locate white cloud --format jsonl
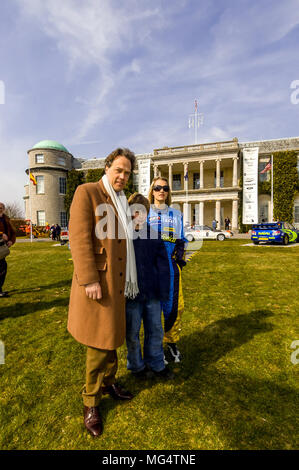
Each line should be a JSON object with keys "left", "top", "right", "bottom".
{"left": 17, "top": 0, "right": 164, "bottom": 140}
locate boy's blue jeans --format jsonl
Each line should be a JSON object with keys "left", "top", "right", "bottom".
{"left": 126, "top": 298, "right": 165, "bottom": 373}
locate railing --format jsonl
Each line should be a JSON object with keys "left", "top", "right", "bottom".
{"left": 154, "top": 140, "right": 238, "bottom": 156}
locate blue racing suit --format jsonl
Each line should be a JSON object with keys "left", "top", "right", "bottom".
{"left": 147, "top": 205, "right": 188, "bottom": 343}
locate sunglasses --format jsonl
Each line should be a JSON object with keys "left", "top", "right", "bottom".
{"left": 153, "top": 185, "right": 170, "bottom": 192}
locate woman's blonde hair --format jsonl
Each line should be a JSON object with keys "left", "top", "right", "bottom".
{"left": 148, "top": 176, "right": 172, "bottom": 206}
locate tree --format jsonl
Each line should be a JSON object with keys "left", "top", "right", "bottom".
{"left": 64, "top": 170, "right": 84, "bottom": 217}
{"left": 4, "top": 201, "right": 24, "bottom": 219}
{"left": 86, "top": 168, "right": 104, "bottom": 183}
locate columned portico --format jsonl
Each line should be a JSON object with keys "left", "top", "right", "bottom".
{"left": 149, "top": 139, "right": 241, "bottom": 230}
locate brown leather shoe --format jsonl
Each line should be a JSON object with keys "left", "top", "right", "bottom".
{"left": 102, "top": 383, "right": 133, "bottom": 400}
{"left": 83, "top": 406, "right": 103, "bottom": 437}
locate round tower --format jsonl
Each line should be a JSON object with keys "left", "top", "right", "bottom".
{"left": 24, "top": 140, "right": 73, "bottom": 226}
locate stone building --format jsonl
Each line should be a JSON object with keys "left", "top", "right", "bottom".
{"left": 24, "top": 137, "right": 299, "bottom": 229}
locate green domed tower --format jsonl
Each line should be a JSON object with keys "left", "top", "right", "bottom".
{"left": 24, "top": 139, "right": 73, "bottom": 226}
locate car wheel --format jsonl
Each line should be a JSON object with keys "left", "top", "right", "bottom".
{"left": 282, "top": 235, "right": 289, "bottom": 246}
{"left": 253, "top": 241, "right": 259, "bottom": 245}
{"left": 217, "top": 234, "right": 225, "bottom": 241}
{"left": 186, "top": 234, "right": 194, "bottom": 242}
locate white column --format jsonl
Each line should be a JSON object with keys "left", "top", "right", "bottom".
{"left": 216, "top": 158, "right": 221, "bottom": 188}
{"left": 183, "top": 202, "right": 191, "bottom": 226}
{"left": 233, "top": 157, "right": 238, "bottom": 187}
{"left": 232, "top": 199, "right": 238, "bottom": 231}
{"left": 200, "top": 160, "right": 204, "bottom": 188}
{"left": 154, "top": 165, "right": 159, "bottom": 178}
{"left": 168, "top": 163, "right": 173, "bottom": 190}
{"left": 199, "top": 201, "right": 204, "bottom": 226}
{"left": 195, "top": 203, "right": 200, "bottom": 225}
{"left": 216, "top": 200, "right": 221, "bottom": 229}
{"left": 184, "top": 162, "right": 189, "bottom": 191}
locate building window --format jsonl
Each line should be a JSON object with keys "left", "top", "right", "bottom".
{"left": 60, "top": 212, "right": 68, "bottom": 227}
{"left": 214, "top": 171, "right": 224, "bottom": 187}
{"left": 35, "top": 154, "right": 44, "bottom": 164}
{"left": 259, "top": 161, "right": 270, "bottom": 182}
{"left": 295, "top": 206, "right": 299, "bottom": 223}
{"left": 37, "top": 210, "right": 46, "bottom": 226}
{"left": 58, "top": 156, "right": 66, "bottom": 166}
{"left": 193, "top": 173, "right": 200, "bottom": 189}
{"left": 59, "top": 177, "right": 66, "bottom": 194}
{"left": 173, "top": 174, "right": 181, "bottom": 190}
{"left": 36, "top": 175, "right": 44, "bottom": 194}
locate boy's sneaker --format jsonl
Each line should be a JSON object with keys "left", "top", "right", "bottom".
{"left": 132, "top": 366, "right": 154, "bottom": 380}
{"left": 153, "top": 366, "right": 174, "bottom": 380}
{"left": 0, "top": 291, "right": 9, "bottom": 298}
{"left": 166, "top": 343, "right": 182, "bottom": 363}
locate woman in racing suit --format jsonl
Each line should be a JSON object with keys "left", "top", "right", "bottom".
{"left": 148, "top": 177, "right": 187, "bottom": 363}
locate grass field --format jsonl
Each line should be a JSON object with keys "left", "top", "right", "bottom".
{"left": 0, "top": 240, "right": 298, "bottom": 450}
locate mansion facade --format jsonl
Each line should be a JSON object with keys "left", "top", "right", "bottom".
{"left": 24, "top": 137, "right": 299, "bottom": 230}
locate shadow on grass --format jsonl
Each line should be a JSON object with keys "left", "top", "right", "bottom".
{"left": 147, "top": 309, "right": 298, "bottom": 448}
{"left": 180, "top": 309, "right": 274, "bottom": 377}
{"left": 7, "top": 278, "right": 72, "bottom": 295}
{"left": 0, "top": 297, "right": 70, "bottom": 320}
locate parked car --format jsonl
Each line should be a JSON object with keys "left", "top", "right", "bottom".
{"left": 251, "top": 221, "right": 299, "bottom": 245}
{"left": 185, "top": 225, "right": 233, "bottom": 242}
{"left": 60, "top": 227, "right": 69, "bottom": 245}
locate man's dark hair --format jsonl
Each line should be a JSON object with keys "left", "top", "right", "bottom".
{"left": 105, "top": 148, "right": 136, "bottom": 171}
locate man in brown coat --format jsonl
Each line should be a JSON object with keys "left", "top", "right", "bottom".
{"left": 67, "top": 148, "right": 137, "bottom": 437}
{"left": 0, "top": 202, "right": 16, "bottom": 298}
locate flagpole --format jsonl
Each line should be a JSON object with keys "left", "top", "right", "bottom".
{"left": 271, "top": 154, "right": 273, "bottom": 222}
{"left": 28, "top": 169, "right": 33, "bottom": 242}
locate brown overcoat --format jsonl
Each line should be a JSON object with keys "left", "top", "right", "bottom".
{"left": 67, "top": 179, "right": 127, "bottom": 350}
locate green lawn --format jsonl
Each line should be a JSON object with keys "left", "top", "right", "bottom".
{"left": 0, "top": 240, "right": 298, "bottom": 450}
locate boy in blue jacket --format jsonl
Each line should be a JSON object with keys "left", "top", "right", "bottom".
{"left": 126, "top": 193, "right": 173, "bottom": 379}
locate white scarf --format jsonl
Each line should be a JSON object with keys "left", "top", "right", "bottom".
{"left": 102, "top": 174, "right": 139, "bottom": 299}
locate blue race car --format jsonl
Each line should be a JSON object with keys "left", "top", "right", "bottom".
{"left": 251, "top": 222, "right": 299, "bottom": 245}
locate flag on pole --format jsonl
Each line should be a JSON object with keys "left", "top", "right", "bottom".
{"left": 30, "top": 173, "right": 37, "bottom": 185}
{"left": 195, "top": 99, "right": 198, "bottom": 112}
{"left": 260, "top": 160, "right": 271, "bottom": 174}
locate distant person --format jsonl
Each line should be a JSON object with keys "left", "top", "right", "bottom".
{"left": 225, "top": 217, "right": 230, "bottom": 230}
{"left": 55, "top": 224, "right": 61, "bottom": 241}
{"left": 50, "top": 224, "right": 56, "bottom": 240}
{"left": 0, "top": 202, "right": 16, "bottom": 298}
{"left": 212, "top": 219, "right": 217, "bottom": 231}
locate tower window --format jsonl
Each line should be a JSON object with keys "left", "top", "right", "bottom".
{"left": 37, "top": 210, "right": 46, "bottom": 226}
{"left": 59, "top": 177, "right": 66, "bottom": 195}
{"left": 36, "top": 175, "right": 44, "bottom": 194}
{"left": 35, "top": 154, "right": 44, "bottom": 164}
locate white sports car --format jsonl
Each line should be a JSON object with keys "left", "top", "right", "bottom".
{"left": 185, "top": 225, "right": 233, "bottom": 242}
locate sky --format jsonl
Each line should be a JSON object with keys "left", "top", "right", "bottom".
{"left": 0, "top": 0, "right": 299, "bottom": 211}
